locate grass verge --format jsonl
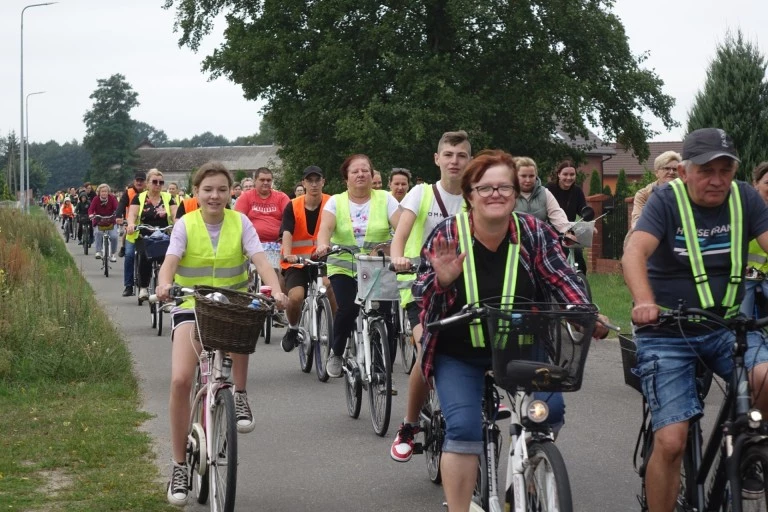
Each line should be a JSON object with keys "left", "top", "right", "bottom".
{"left": 0, "top": 207, "right": 173, "bottom": 511}
{"left": 586, "top": 271, "right": 632, "bottom": 334}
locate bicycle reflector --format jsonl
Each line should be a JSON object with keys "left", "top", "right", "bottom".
{"left": 527, "top": 400, "right": 549, "bottom": 423}
{"left": 748, "top": 409, "right": 763, "bottom": 429}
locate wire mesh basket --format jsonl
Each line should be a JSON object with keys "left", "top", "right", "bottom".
{"left": 619, "top": 334, "right": 642, "bottom": 393}
{"left": 194, "top": 286, "right": 271, "bottom": 354}
{"left": 484, "top": 302, "right": 597, "bottom": 392}
{"left": 355, "top": 254, "right": 399, "bottom": 302}
{"left": 567, "top": 220, "right": 596, "bottom": 248}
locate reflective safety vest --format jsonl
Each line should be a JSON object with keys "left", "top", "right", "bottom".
{"left": 174, "top": 209, "right": 249, "bottom": 309}
{"left": 280, "top": 194, "right": 330, "bottom": 270}
{"left": 669, "top": 178, "right": 743, "bottom": 316}
{"left": 397, "top": 185, "right": 467, "bottom": 306}
{"left": 126, "top": 191, "right": 173, "bottom": 243}
{"left": 456, "top": 211, "right": 521, "bottom": 348}
{"left": 183, "top": 197, "right": 199, "bottom": 216}
{"left": 327, "top": 190, "right": 391, "bottom": 278}
{"left": 747, "top": 238, "right": 768, "bottom": 274}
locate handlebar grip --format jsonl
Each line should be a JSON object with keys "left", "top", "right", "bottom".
{"left": 148, "top": 294, "right": 159, "bottom": 304}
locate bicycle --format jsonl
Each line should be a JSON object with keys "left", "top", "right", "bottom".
{"left": 91, "top": 215, "right": 116, "bottom": 277}
{"left": 624, "top": 303, "right": 768, "bottom": 512}
{"left": 150, "top": 285, "right": 273, "bottom": 512}
{"left": 340, "top": 251, "right": 399, "bottom": 436}
{"left": 133, "top": 224, "right": 173, "bottom": 336}
{"left": 62, "top": 215, "right": 74, "bottom": 243}
{"left": 288, "top": 250, "right": 340, "bottom": 382}
{"left": 247, "top": 242, "right": 283, "bottom": 344}
{"left": 79, "top": 214, "right": 92, "bottom": 255}
{"left": 426, "top": 298, "right": 601, "bottom": 512}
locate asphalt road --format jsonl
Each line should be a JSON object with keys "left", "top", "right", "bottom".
{"left": 63, "top": 232, "right": 669, "bottom": 512}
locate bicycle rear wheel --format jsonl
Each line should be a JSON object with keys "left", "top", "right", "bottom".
{"left": 522, "top": 441, "right": 573, "bottom": 512}
{"left": 737, "top": 442, "right": 768, "bottom": 512}
{"left": 368, "top": 319, "right": 392, "bottom": 436}
{"left": 210, "top": 389, "right": 237, "bottom": 512}
{"left": 298, "top": 302, "right": 313, "bottom": 373}
{"left": 314, "top": 296, "right": 333, "bottom": 382}
{"left": 424, "top": 394, "right": 444, "bottom": 484}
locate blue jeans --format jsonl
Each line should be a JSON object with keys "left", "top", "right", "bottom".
{"left": 123, "top": 241, "right": 135, "bottom": 287}
{"left": 740, "top": 279, "right": 768, "bottom": 318}
{"left": 433, "top": 354, "right": 565, "bottom": 455}
{"left": 635, "top": 329, "right": 768, "bottom": 431}
{"left": 94, "top": 226, "right": 118, "bottom": 255}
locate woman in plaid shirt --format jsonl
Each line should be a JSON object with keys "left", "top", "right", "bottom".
{"left": 412, "top": 150, "right": 608, "bottom": 511}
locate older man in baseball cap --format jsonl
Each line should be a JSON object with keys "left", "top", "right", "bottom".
{"left": 622, "top": 128, "right": 768, "bottom": 510}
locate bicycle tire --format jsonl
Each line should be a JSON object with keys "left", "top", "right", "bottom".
{"left": 398, "top": 314, "right": 417, "bottom": 375}
{"left": 65, "top": 221, "right": 71, "bottom": 243}
{"left": 344, "top": 335, "right": 362, "bottom": 419}
{"left": 424, "top": 394, "right": 443, "bottom": 484}
{"left": 189, "top": 366, "right": 209, "bottom": 504}
{"left": 368, "top": 319, "right": 392, "bottom": 436}
{"left": 83, "top": 228, "right": 89, "bottom": 255}
{"left": 298, "top": 317, "right": 313, "bottom": 374}
{"left": 522, "top": 441, "right": 573, "bottom": 512}
{"left": 150, "top": 302, "right": 157, "bottom": 328}
{"left": 157, "top": 307, "right": 164, "bottom": 337}
{"left": 210, "top": 389, "right": 237, "bottom": 512}
{"left": 103, "top": 241, "right": 109, "bottom": 278}
{"left": 314, "top": 296, "right": 333, "bottom": 382}
{"left": 736, "top": 442, "right": 768, "bottom": 512}
{"left": 262, "top": 316, "right": 272, "bottom": 344}
{"left": 472, "top": 446, "right": 490, "bottom": 511}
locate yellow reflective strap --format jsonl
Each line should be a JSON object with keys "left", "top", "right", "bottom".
{"left": 723, "top": 182, "right": 743, "bottom": 308}
{"left": 670, "top": 179, "right": 715, "bottom": 308}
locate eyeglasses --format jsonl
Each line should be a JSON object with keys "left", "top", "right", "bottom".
{"left": 660, "top": 166, "right": 678, "bottom": 174}
{"left": 151, "top": 179, "right": 165, "bottom": 185}
{"left": 473, "top": 184, "right": 516, "bottom": 198}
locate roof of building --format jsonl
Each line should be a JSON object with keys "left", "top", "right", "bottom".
{"left": 554, "top": 126, "right": 617, "bottom": 156}
{"left": 136, "top": 145, "right": 282, "bottom": 173}
{"left": 604, "top": 141, "right": 683, "bottom": 176}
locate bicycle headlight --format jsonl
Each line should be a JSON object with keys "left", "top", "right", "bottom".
{"left": 527, "top": 400, "right": 549, "bottom": 423}
{"left": 748, "top": 408, "right": 763, "bottom": 429}
{"left": 318, "top": 285, "right": 327, "bottom": 295}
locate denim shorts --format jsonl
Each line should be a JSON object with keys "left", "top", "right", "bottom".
{"left": 433, "top": 354, "right": 565, "bottom": 455}
{"left": 635, "top": 328, "right": 768, "bottom": 431}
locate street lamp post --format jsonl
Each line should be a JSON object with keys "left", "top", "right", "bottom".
{"left": 20, "top": 2, "right": 57, "bottom": 211}
{"left": 26, "top": 91, "right": 46, "bottom": 209}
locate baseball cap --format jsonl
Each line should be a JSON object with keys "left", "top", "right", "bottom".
{"left": 302, "top": 165, "right": 324, "bottom": 179}
{"left": 134, "top": 170, "right": 147, "bottom": 180}
{"left": 682, "top": 128, "right": 740, "bottom": 165}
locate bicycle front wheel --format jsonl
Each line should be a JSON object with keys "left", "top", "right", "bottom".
{"left": 210, "top": 389, "right": 238, "bottom": 512}
{"left": 368, "top": 319, "right": 392, "bottom": 436}
{"left": 103, "top": 241, "right": 109, "bottom": 277}
{"left": 398, "top": 314, "right": 416, "bottom": 374}
{"left": 314, "top": 296, "right": 333, "bottom": 382}
{"left": 522, "top": 441, "right": 573, "bottom": 512}
{"left": 344, "top": 335, "right": 362, "bottom": 419}
{"left": 298, "top": 302, "right": 313, "bottom": 373}
{"left": 83, "top": 228, "right": 89, "bottom": 255}
{"left": 737, "top": 442, "right": 768, "bottom": 512}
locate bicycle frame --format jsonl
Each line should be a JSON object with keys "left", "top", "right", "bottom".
{"left": 349, "top": 296, "right": 384, "bottom": 387}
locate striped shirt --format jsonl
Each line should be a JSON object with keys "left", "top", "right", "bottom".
{"left": 414, "top": 212, "right": 592, "bottom": 382}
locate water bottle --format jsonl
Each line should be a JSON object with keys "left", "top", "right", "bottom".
{"left": 247, "top": 298, "right": 262, "bottom": 310}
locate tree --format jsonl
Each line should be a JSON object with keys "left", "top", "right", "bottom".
{"left": 165, "top": 0, "right": 676, "bottom": 189}
{"left": 589, "top": 170, "right": 602, "bottom": 195}
{"left": 30, "top": 140, "right": 91, "bottom": 193}
{"left": 687, "top": 30, "right": 768, "bottom": 181}
{"left": 133, "top": 121, "right": 169, "bottom": 147}
{"left": 2, "top": 132, "right": 20, "bottom": 196}
{"left": 615, "top": 169, "right": 630, "bottom": 200}
{"left": 83, "top": 74, "right": 140, "bottom": 188}
{"left": 232, "top": 119, "right": 276, "bottom": 145}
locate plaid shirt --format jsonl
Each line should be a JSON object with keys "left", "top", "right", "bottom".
{"left": 414, "top": 212, "right": 592, "bottom": 383}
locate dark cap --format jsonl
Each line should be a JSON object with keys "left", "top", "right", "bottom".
{"left": 302, "top": 165, "right": 323, "bottom": 179}
{"left": 682, "top": 128, "right": 740, "bottom": 165}
{"left": 134, "top": 170, "right": 147, "bottom": 180}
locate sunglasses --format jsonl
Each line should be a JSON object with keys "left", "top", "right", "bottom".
{"left": 150, "top": 179, "right": 165, "bottom": 185}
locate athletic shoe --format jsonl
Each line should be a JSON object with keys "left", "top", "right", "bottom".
{"left": 326, "top": 353, "right": 343, "bottom": 378}
{"left": 110, "top": 254, "right": 117, "bottom": 262}
{"left": 94, "top": 252, "right": 102, "bottom": 259}
{"left": 273, "top": 311, "right": 289, "bottom": 328}
{"left": 166, "top": 461, "right": 189, "bottom": 506}
{"left": 234, "top": 391, "right": 256, "bottom": 433}
{"left": 390, "top": 422, "right": 421, "bottom": 462}
{"left": 281, "top": 328, "right": 300, "bottom": 353}
{"left": 138, "top": 288, "right": 149, "bottom": 300}
{"left": 118, "top": 246, "right": 125, "bottom": 257}
{"left": 122, "top": 286, "right": 134, "bottom": 297}
{"left": 742, "top": 462, "right": 764, "bottom": 499}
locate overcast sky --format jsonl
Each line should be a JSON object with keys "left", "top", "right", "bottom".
{"left": 0, "top": 0, "right": 765, "bottom": 145}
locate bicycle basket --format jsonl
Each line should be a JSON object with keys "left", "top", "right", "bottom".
{"left": 619, "top": 334, "right": 642, "bottom": 393}
{"left": 193, "top": 286, "right": 271, "bottom": 354}
{"left": 568, "top": 220, "right": 596, "bottom": 248}
{"left": 355, "top": 254, "right": 399, "bottom": 301}
{"left": 484, "top": 303, "right": 596, "bottom": 392}
{"left": 144, "top": 235, "right": 170, "bottom": 260}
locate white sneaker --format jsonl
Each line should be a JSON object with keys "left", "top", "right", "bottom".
{"left": 326, "top": 353, "right": 343, "bottom": 378}
{"left": 139, "top": 288, "right": 149, "bottom": 300}
{"left": 110, "top": 254, "right": 117, "bottom": 262}
{"left": 94, "top": 252, "right": 102, "bottom": 259}
{"left": 166, "top": 461, "right": 189, "bottom": 506}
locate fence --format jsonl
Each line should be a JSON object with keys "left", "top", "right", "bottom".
{"left": 601, "top": 197, "right": 629, "bottom": 260}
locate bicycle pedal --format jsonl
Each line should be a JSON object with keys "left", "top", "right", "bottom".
{"left": 412, "top": 443, "right": 424, "bottom": 455}
{"left": 390, "top": 389, "right": 398, "bottom": 396}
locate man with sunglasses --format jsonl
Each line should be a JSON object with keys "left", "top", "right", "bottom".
{"left": 116, "top": 171, "right": 147, "bottom": 296}
{"left": 278, "top": 166, "right": 336, "bottom": 351}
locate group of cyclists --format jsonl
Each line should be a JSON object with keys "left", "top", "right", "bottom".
{"left": 42, "top": 125, "right": 768, "bottom": 512}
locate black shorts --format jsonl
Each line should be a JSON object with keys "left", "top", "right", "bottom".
{"left": 282, "top": 266, "right": 310, "bottom": 294}
{"left": 405, "top": 301, "right": 422, "bottom": 331}
{"left": 171, "top": 311, "right": 196, "bottom": 341}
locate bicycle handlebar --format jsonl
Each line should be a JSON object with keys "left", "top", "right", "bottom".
{"left": 652, "top": 303, "right": 768, "bottom": 331}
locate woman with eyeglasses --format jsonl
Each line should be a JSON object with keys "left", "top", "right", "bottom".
{"left": 126, "top": 168, "right": 177, "bottom": 300}
{"left": 415, "top": 150, "right": 608, "bottom": 511}
{"left": 628, "top": 150, "right": 681, "bottom": 231}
